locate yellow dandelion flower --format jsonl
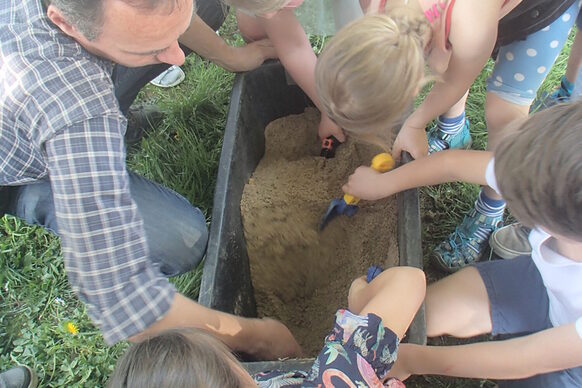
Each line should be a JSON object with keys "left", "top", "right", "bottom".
{"left": 66, "top": 322, "right": 78, "bottom": 336}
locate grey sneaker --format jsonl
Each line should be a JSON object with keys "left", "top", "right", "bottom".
{"left": 489, "top": 222, "right": 532, "bottom": 260}
{"left": 0, "top": 366, "right": 37, "bottom": 388}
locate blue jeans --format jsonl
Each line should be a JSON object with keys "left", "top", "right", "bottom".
{"left": 1, "top": 173, "right": 208, "bottom": 277}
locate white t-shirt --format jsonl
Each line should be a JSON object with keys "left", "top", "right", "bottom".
{"left": 485, "top": 159, "right": 582, "bottom": 329}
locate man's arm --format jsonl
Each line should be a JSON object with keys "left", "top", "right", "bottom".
{"left": 390, "top": 322, "right": 582, "bottom": 381}
{"left": 179, "top": 15, "right": 276, "bottom": 72}
{"left": 46, "top": 118, "right": 301, "bottom": 359}
{"left": 343, "top": 150, "right": 492, "bottom": 201}
{"left": 130, "top": 293, "right": 302, "bottom": 360}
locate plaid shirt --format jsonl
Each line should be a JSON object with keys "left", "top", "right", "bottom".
{"left": 0, "top": 0, "right": 175, "bottom": 345}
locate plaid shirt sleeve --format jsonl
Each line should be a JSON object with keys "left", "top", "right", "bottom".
{"left": 2, "top": 0, "right": 177, "bottom": 345}
{"left": 45, "top": 116, "right": 176, "bottom": 345}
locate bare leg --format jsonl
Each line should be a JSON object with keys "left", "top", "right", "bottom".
{"left": 441, "top": 90, "right": 469, "bottom": 119}
{"left": 482, "top": 93, "right": 529, "bottom": 200}
{"left": 348, "top": 266, "right": 426, "bottom": 339}
{"left": 565, "top": 29, "right": 582, "bottom": 83}
{"left": 425, "top": 267, "right": 492, "bottom": 337}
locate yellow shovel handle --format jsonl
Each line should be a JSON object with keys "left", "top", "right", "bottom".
{"left": 343, "top": 153, "right": 395, "bottom": 205}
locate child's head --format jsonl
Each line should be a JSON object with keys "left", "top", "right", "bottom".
{"left": 221, "top": 0, "right": 288, "bottom": 15}
{"left": 108, "top": 329, "right": 252, "bottom": 388}
{"left": 316, "top": 8, "right": 431, "bottom": 146}
{"left": 494, "top": 101, "right": 582, "bottom": 241}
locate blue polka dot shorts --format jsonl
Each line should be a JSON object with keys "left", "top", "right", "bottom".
{"left": 487, "top": 1, "right": 582, "bottom": 105}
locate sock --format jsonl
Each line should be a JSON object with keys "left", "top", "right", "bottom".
{"left": 557, "top": 75, "right": 574, "bottom": 99}
{"left": 470, "top": 190, "right": 505, "bottom": 245}
{"left": 437, "top": 112, "right": 466, "bottom": 135}
{"left": 474, "top": 189, "right": 506, "bottom": 218}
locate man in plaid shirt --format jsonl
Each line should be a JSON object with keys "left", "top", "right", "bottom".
{"left": 0, "top": 0, "right": 299, "bottom": 372}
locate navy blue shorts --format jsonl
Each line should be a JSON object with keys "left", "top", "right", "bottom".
{"left": 475, "top": 256, "right": 582, "bottom": 387}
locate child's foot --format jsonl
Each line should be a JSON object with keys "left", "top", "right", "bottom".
{"left": 530, "top": 76, "right": 574, "bottom": 113}
{"left": 529, "top": 89, "right": 571, "bottom": 113}
{"left": 427, "top": 118, "right": 472, "bottom": 154}
{"left": 489, "top": 222, "right": 532, "bottom": 260}
{"left": 431, "top": 209, "right": 503, "bottom": 273}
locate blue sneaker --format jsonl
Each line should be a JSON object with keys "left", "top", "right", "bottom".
{"left": 431, "top": 209, "right": 503, "bottom": 273}
{"left": 529, "top": 89, "right": 570, "bottom": 113}
{"left": 427, "top": 119, "right": 472, "bottom": 154}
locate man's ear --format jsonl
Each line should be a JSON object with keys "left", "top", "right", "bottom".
{"left": 46, "top": 5, "right": 82, "bottom": 40}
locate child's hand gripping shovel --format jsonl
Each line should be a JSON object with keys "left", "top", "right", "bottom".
{"left": 319, "top": 153, "right": 395, "bottom": 230}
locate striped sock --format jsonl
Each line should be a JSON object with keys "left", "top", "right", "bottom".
{"left": 472, "top": 190, "right": 505, "bottom": 243}
{"left": 475, "top": 190, "right": 505, "bottom": 217}
{"left": 437, "top": 112, "right": 466, "bottom": 135}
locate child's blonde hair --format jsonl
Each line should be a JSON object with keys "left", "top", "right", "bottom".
{"left": 108, "top": 329, "right": 246, "bottom": 388}
{"left": 221, "top": 0, "right": 289, "bottom": 15}
{"left": 495, "top": 101, "right": 582, "bottom": 242}
{"left": 316, "top": 8, "right": 431, "bottom": 147}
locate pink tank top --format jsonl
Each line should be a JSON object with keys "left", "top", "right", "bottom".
{"left": 419, "top": 0, "right": 522, "bottom": 73}
{"left": 284, "top": 0, "right": 305, "bottom": 9}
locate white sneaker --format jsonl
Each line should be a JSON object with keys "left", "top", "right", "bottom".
{"left": 150, "top": 65, "right": 185, "bottom": 88}
{"left": 489, "top": 222, "right": 532, "bottom": 260}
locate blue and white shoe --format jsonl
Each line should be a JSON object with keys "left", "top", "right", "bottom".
{"left": 431, "top": 208, "right": 503, "bottom": 273}
{"left": 529, "top": 89, "right": 570, "bottom": 113}
{"left": 427, "top": 119, "right": 472, "bottom": 154}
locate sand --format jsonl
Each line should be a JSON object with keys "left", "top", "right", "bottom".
{"left": 240, "top": 108, "right": 399, "bottom": 356}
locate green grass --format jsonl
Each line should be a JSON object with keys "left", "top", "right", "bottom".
{"left": 0, "top": 18, "right": 574, "bottom": 387}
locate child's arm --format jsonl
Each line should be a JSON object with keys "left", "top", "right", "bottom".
{"left": 392, "top": 1, "right": 500, "bottom": 159}
{"left": 389, "top": 322, "right": 582, "bottom": 381}
{"left": 179, "top": 15, "right": 277, "bottom": 72}
{"left": 343, "top": 149, "right": 492, "bottom": 201}
{"left": 260, "top": 10, "right": 345, "bottom": 140}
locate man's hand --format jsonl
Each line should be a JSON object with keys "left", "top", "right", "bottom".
{"left": 342, "top": 165, "right": 391, "bottom": 201}
{"left": 180, "top": 16, "right": 277, "bottom": 74}
{"left": 318, "top": 114, "right": 345, "bottom": 142}
{"left": 249, "top": 318, "right": 303, "bottom": 360}
{"left": 226, "top": 39, "right": 278, "bottom": 72}
{"left": 392, "top": 119, "right": 428, "bottom": 161}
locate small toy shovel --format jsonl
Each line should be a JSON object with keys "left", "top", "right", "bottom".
{"left": 319, "top": 153, "right": 395, "bottom": 230}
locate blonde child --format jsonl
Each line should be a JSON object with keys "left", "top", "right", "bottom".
{"left": 317, "top": 0, "right": 580, "bottom": 271}
{"left": 342, "top": 101, "right": 582, "bottom": 386}
{"left": 220, "top": 0, "right": 349, "bottom": 147}
{"left": 109, "top": 266, "right": 425, "bottom": 387}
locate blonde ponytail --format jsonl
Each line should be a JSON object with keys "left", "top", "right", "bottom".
{"left": 316, "top": 9, "right": 431, "bottom": 148}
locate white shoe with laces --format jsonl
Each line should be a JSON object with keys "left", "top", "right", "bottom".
{"left": 489, "top": 222, "right": 532, "bottom": 260}
{"left": 150, "top": 65, "right": 185, "bottom": 88}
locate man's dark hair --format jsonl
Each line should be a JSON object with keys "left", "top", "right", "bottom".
{"left": 44, "top": 0, "right": 181, "bottom": 41}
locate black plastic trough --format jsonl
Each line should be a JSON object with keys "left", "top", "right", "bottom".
{"left": 199, "top": 62, "right": 426, "bottom": 366}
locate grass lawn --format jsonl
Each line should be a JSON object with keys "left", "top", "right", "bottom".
{"left": 0, "top": 17, "right": 573, "bottom": 387}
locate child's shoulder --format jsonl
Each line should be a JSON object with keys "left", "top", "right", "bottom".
{"left": 446, "top": 0, "right": 507, "bottom": 55}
